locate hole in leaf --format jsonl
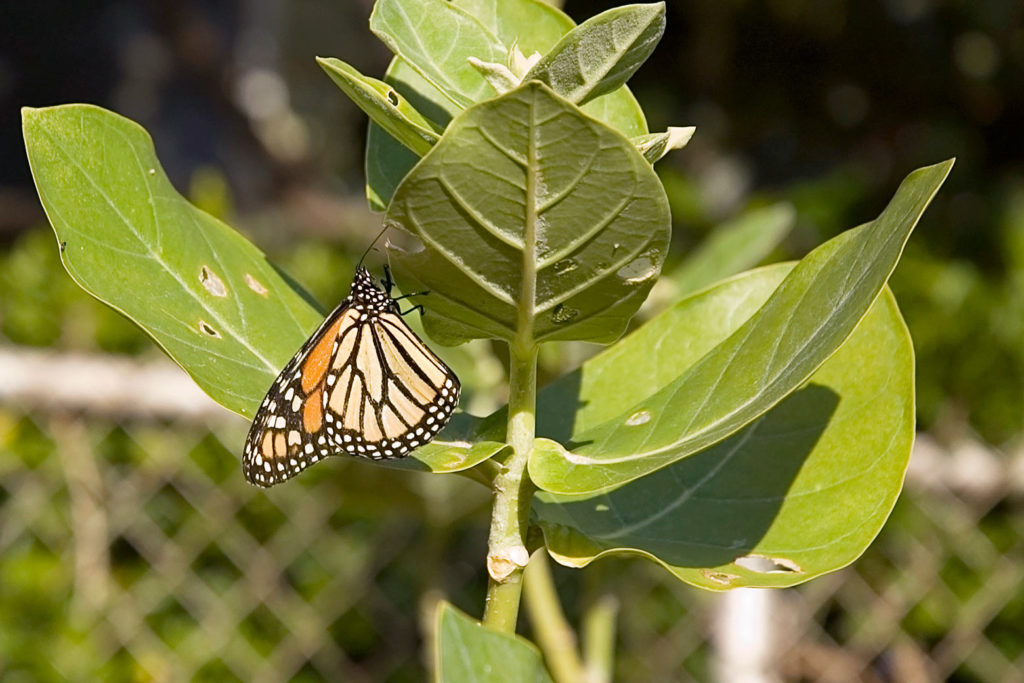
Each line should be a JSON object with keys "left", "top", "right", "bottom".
{"left": 553, "top": 258, "right": 578, "bottom": 274}
{"left": 199, "top": 266, "right": 228, "bottom": 297}
{"left": 198, "top": 320, "right": 221, "bottom": 338}
{"left": 617, "top": 255, "right": 657, "bottom": 283}
{"left": 734, "top": 554, "right": 802, "bottom": 573}
{"left": 701, "top": 570, "right": 738, "bottom": 585}
{"left": 625, "top": 410, "right": 651, "bottom": 426}
{"left": 245, "top": 273, "right": 268, "bottom": 296}
{"left": 386, "top": 89, "right": 399, "bottom": 106}
{"left": 550, "top": 304, "right": 579, "bottom": 324}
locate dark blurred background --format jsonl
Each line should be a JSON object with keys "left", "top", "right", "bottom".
{"left": 1, "top": 1, "right": 1022, "bottom": 680}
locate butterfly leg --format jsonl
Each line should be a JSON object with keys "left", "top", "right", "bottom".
{"left": 393, "top": 290, "right": 429, "bottom": 301}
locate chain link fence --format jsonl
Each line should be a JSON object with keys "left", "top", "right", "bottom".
{"left": 2, "top": 345, "right": 1022, "bottom": 681}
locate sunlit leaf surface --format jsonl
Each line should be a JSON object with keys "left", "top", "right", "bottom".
{"left": 533, "top": 267, "right": 913, "bottom": 589}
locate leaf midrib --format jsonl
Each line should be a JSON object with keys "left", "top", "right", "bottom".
{"left": 519, "top": 89, "right": 539, "bottom": 345}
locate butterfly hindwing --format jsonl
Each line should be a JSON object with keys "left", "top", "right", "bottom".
{"left": 242, "top": 267, "right": 460, "bottom": 488}
{"left": 242, "top": 300, "right": 354, "bottom": 486}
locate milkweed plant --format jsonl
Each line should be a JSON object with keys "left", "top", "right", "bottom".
{"left": 23, "top": 0, "right": 952, "bottom": 680}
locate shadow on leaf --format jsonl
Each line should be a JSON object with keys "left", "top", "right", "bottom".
{"left": 534, "top": 383, "right": 839, "bottom": 568}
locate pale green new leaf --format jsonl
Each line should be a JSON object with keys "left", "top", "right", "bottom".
{"left": 532, "top": 266, "right": 913, "bottom": 589}
{"left": 22, "top": 104, "right": 502, "bottom": 474}
{"left": 317, "top": 57, "right": 439, "bottom": 155}
{"left": 370, "top": 0, "right": 505, "bottom": 109}
{"left": 386, "top": 82, "right": 670, "bottom": 345}
{"left": 435, "top": 603, "right": 553, "bottom": 683}
{"left": 523, "top": 2, "right": 666, "bottom": 105}
{"left": 529, "top": 160, "right": 953, "bottom": 494}
{"left": 453, "top": 0, "right": 651, "bottom": 136}
{"left": 365, "top": 0, "right": 649, "bottom": 211}
{"left": 632, "top": 126, "right": 696, "bottom": 164}
{"left": 454, "top": 0, "right": 574, "bottom": 50}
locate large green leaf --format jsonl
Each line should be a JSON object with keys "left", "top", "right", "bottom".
{"left": 22, "top": 104, "right": 503, "bottom": 475}
{"left": 523, "top": 3, "right": 666, "bottom": 106}
{"left": 386, "top": 82, "right": 670, "bottom": 345}
{"left": 370, "top": 0, "right": 505, "bottom": 109}
{"left": 528, "top": 160, "right": 952, "bottom": 494}
{"left": 532, "top": 266, "right": 914, "bottom": 589}
{"left": 435, "top": 602, "right": 553, "bottom": 683}
{"left": 22, "top": 104, "right": 320, "bottom": 417}
{"left": 364, "top": 0, "right": 649, "bottom": 211}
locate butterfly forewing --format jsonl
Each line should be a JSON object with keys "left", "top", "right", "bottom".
{"left": 242, "top": 267, "right": 461, "bottom": 487}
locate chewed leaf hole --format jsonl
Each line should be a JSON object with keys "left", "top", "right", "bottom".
{"left": 553, "top": 258, "right": 578, "bottom": 275}
{"left": 386, "top": 89, "right": 399, "bottom": 106}
{"left": 199, "top": 266, "right": 228, "bottom": 297}
{"left": 245, "top": 273, "right": 268, "bottom": 296}
{"left": 734, "top": 554, "right": 802, "bottom": 574}
{"left": 617, "top": 255, "right": 658, "bottom": 284}
{"left": 701, "top": 570, "right": 738, "bottom": 585}
{"left": 550, "top": 304, "right": 579, "bottom": 324}
{"left": 625, "top": 410, "right": 651, "bottom": 426}
{"left": 198, "top": 320, "right": 221, "bottom": 338}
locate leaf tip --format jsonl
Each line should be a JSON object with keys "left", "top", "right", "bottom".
{"left": 639, "top": 2, "right": 668, "bottom": 22}
{"left": 21, "top": 106, "right": 41, "bottom": 130}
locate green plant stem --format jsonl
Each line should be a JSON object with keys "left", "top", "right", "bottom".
{"left": 582, "top": 595, "right": 618, "bottom": 683}
{"left": 524, "top": 550, "right": 584, "bottom": 683}
{"left": 482, "top": 343, "right": 538, "bottom": 632}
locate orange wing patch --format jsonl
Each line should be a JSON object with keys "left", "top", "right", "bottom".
{"left": 303, "top": 387, "right": 323, "bottom": 432}
{"left": 301, "top": 313, "right": 348, "bottom": 393}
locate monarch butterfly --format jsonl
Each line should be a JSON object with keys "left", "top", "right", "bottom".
{"left": 242, "top": 266, "right": 460, "bottom": 487}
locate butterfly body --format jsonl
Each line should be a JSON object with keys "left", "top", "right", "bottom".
{"left": 243, "top": 267, "right": 460, "bottom": 487}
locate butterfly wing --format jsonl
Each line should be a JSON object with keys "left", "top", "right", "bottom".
{"left": 319, "top": 310, "right": 460, "bottom": 459}
{"left": 243, "top": 269, "right": 461, "bottom": 488}
{"left": 242, "top": 300, "right": 360, "bottom": 487}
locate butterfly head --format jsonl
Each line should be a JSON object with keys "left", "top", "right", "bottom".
{"left": 350, "top": 266, "right": 398, "bottom": 313}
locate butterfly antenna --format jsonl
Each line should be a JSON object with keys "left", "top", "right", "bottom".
{"left": 357, "top": 225, "right": 390, "bottom": 269}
